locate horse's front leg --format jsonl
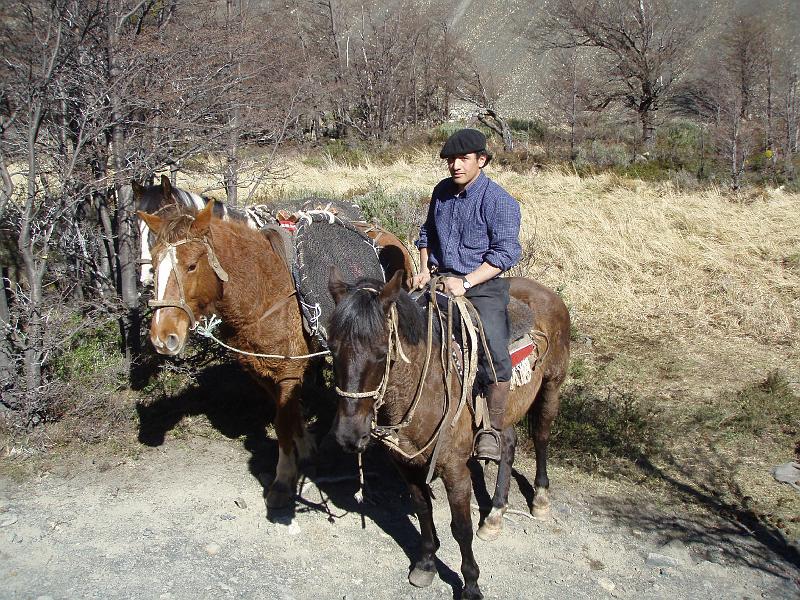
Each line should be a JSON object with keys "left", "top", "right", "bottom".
{"left": 477, "top": 425, "right": 517, "bottom": 541}
{"left": 267, "top": 376, "right": 308, "bottom": 509}
{"left": 398, "top": 466, "right": 440, "bottom": 588}
{"left": 442, "top": 462, "right": 483, "bottom": 600}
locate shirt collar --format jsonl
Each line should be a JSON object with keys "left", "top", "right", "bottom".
{"left": 452, "top": 170, "right": 487, "bottom": 199}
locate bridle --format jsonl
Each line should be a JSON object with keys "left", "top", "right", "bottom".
{"left": 334, "top": 286, "right": 439, "bottom": 456}
{"left": 148, "top": 236, "right": 229, "bottom": 330}
{"left": 334, "top": 292, "right": 412, "bottom": 408}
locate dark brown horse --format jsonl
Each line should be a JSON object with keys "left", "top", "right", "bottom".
{"left": 327, "top": 270, "right": 570, "bottom": 599}
{"left": 138, "top": 200, "right": 317, "bottom": 508}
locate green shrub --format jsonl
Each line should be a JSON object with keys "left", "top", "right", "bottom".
{"left": 507, "top": 118, "right": 547, "bottom": 141}
{"left": 655, "top": 120, "right": 702, "bottom": 169}
{"left": 616, "top": 159, "right": 674, "bottom": 181}
{"left": 354, "top": 184, "right": 428, "bottom": 240}
{"left": 52, "top": 318, "right": 123, "bottom": 385}
{"left": 549, "top": 384, "right": 661, "bottom": 464}
{"left": 576, "top": 140, "right": 630, "bottom": 169}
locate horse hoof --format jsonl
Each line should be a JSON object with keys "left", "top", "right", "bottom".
{"left": 530, "top": 503, "right": 551, "bottom": 520}
{"left": 462, "top": 584, "right": 484, "bottom": 600}
{"left": 477, "top": 506, "right": 505, "bottom": 541}
{"left": 476, "top": 521, "right": 502, "bottom": 541}
{"left": 266, "top": 482, "right": 294, "bottom": 509}
{"left": 408, "top": 567, "right": 436, "bottom": 588}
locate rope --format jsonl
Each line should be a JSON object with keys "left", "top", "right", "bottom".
{"left": 194, "top": 315, "right": 330, "bottom": 360}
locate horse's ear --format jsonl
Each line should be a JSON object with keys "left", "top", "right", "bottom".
{"left": 379, "top": 269, "right": 404, "bottom": 312}
{"left": 191, "top": 199, "right": 214, "bottom": 236}
{"left": 131, "top": 180, "right": 143, "bottom": 198}
{"left": 138, "top": 211, "right": 163, "bottom": 235}
{"left": 160, "top": 175, "right": 172, "bottom": 200}
{"left": 329, "top": 266, "right": 349, "bottom": 305}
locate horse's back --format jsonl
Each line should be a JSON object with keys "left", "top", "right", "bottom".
{"left": 507, "top": 276, "right": 570, "bottom": 380}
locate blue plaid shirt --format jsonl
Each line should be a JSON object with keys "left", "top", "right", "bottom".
{"left": 416, "top": 172, "right": 522, "bottom": 275}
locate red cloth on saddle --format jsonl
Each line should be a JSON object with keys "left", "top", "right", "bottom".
{"left": 279, "top": 219, "right": 297, "bottom": 232}
{"left": 510, "top": 338, "right": 534, "bottom": 368}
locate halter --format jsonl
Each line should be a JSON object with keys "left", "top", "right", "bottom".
{"left": 334, "top": 288, "right": 408, "bottom": 399}
{"left": 148, "top": 236, "right": 229, "bottom": 330}
{"left": 335, "top": 299, "right": 411, "bottom": 403}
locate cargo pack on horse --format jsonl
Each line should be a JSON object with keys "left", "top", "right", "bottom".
{"left": 133, "top": 175, "right": 413, "bottom": 288}
{"left": 137, "top": 200, "right": 320, "bottom": 508}
{"left": 327, "top": 269, "right": 570, "bottom": 599}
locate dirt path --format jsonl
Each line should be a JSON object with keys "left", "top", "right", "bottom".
{"left": 1, "top": 436, "right": 798, "bottom": 600}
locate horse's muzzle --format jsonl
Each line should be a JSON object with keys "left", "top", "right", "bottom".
{"left": 333, "top": 417, "right": 371, "bottom": 454}
{"left": 336, "top": 430, "right": 370, "bottom": 454}
{"left": 150, "top": 330, "right": 185, "bottom": 356}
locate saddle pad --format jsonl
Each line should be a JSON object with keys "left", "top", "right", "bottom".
{"left": 508, "top": 297, "right": 534, "bottom": 343}
{"left": 510, "top": 335, "right": 535, "bottom": 368}
{"left": 293, "top": 211, "right": 384, "bottom": 346}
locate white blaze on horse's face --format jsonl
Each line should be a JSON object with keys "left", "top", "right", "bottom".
{"left": 149, "top": 246, "right": 192, "bottom": 356}
{"left": 139, "top": 219, "right": 154, "bottom": 286}
{"left": 154, "top": 246, "right": 176, "bottom": 327}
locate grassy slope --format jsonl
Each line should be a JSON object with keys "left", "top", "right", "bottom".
{"left": 183, "top": 153, "right": 800, "bottom": 539}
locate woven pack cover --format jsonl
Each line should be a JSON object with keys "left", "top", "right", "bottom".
{"left": 293, "top": 211, "right": 384, "bottom": 346}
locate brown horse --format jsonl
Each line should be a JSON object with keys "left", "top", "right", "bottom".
{"left": 138, "top": 200, "right": 317, "bottom": 509}
{"left": 327, "top": 270, "right": 570, "bottom": 599}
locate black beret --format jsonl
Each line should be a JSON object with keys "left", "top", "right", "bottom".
{"left": 440, "top": 128, "right": 492, "bottom": 164}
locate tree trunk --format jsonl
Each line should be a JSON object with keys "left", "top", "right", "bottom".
{"left": 19, "top": 104, "right": 46, "bottom": 407}
{"left": 478, "top": 111, "right": 513, "bottom": 152}
{"left": 224, "top": 0, "right": 240, "bottom": 207}
{"left": 731, "top": 115, "right": 742, "bottom": 190}
{"left": 107, "top": 11, "right": 141, "bottom": 368}
{"left": 0, "top": 268, "right": 11, "bottom": 391}
{"left": 641, "top": 108, "right": 656, "bottom": 152}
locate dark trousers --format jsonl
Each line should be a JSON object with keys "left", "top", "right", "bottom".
{"left": 430, "top": 274, "right": 512, "bottom": 384}
{"left": 465, "top": 277, "right": 512, "bottom": 384}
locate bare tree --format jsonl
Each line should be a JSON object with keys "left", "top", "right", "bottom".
{"left": 0, "top": 0, "right": 112, "bottom": 409}
{"left": 541, "top": 48, "right": 605, "bottom": 160}
{"left": 535, "top": 0, "right": 706, "bottom": 151}
{"left": 721, "top": 14, "right": 768, "bottom": 122}
{"left": 457, "top": 62, "right": 514, "bottom": 151}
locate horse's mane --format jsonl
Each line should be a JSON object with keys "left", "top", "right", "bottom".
{"left": 152, "top": 206, "right": 201, "bottom": 244}
{"left": 330, "top": 278, "right": 427, "bottom": 349}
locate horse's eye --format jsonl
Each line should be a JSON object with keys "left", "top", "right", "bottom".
{"left": 187, "top": 263, "right": 197, "bottom": 273}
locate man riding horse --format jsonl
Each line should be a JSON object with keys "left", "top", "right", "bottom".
{"left": 411, "top": 128, "right": 521, "bottom": 462}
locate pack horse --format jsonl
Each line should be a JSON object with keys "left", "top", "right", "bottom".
{"left": 138, "top": 200, "right": 318, "bottom": 508}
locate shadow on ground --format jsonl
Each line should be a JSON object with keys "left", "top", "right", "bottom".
{"left": 595, "top": 445, "right": 800, "bottom": 579}
{"left": 134, "top": 360, "right": 469, "bottom": 597}
{"left": 549, "top": 382, "right": 800, "bottom": 579}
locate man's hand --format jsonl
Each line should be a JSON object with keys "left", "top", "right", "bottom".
{"left": 443, "top": 276, "right": 466, "bottom": 297}
{"left": 411, "top": 269, "right": 431, "bottom": 290}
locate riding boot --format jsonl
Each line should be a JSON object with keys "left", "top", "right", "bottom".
{"left": 474, "top": 381, "right": 511, "bottom": 462}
